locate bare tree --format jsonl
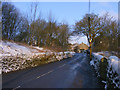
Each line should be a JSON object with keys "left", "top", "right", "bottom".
{"left": 74, "top": 13, "right": 102, "bottom": 47}
{"left": 29, "top": 2, "right": 38, "bottom": 45}
{"left": 93, "top": 13, "right": 118, "bottom": 52}
{"left": 2, "top": 2, "right": 21, "bottom": 40}
{"left": 74, "top": 13, "right": 118, "bottom": 53}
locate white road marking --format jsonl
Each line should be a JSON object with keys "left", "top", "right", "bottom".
{"left": 58, "top": 64, "right": 66, "bottom": 68}
{"left": 36, "top": 70, "right": 54, "bottom": 79}
{"left": 36, "top": 64, "right": 66, "bottom": 79}
{"left": 13, "top": 85, "right": 21, "bottom": 90}
{"left": 12, "top": 57, "right": 74, "bottom": 88}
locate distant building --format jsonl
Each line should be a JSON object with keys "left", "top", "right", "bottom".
{"left": 78, "top": 42, "right": 88, "bottom": 50}
{"left": 71, "top": 42, "right": 88, "bottom": 53}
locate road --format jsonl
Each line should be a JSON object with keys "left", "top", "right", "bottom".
{"left": 2, "top": 53, "right": 102, "bottom": 89}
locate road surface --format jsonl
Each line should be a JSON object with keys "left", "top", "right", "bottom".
{"left": 2, "top": 53, "right": 102, "bottom": 89}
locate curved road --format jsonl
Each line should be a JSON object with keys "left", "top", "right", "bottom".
{"left": 2, "top": 53, "right": 102, "bottom": 89}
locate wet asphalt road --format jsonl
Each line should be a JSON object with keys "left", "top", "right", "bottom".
{"left": 2, "top": 53, "right": 102, "bottom": 89}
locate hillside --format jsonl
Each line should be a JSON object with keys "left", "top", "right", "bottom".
{"left": 0, "top": 40, "right": 75, "bottom": 73}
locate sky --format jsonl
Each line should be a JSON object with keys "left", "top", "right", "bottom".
{"left": 10, "top": 2, "right": 118, "bottom": 45}
{"left": 11, "top": 2, "right": 118, "bottom": 25}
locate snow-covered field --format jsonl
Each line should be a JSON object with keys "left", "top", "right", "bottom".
{"left": 90, "top": 52, "right": 120, "bottom": 88}
{"left": 0, "top": 41, "right": 49, "bottom": 58}
{"left": 0, "top": 40, "right": 75, "bottom": 74}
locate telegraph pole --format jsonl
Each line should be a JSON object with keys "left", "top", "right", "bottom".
{"left": 88, "top": 0, "right": 92, "bottom": 60}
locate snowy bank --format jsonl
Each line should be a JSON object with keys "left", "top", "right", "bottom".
{"left": 0, "top": 41, "right": 46, "bottom": 58}
{"left": 90, "top": 53, "right": 120, "bottom": 89}
{"left": 93, "top": 53, "right": 104, "bottom": 61}
{"left": 0, "top": 41, "right": 75, "bottom": 73}
{"left": 108, "top": 56, "right": 120, "bottom": 75}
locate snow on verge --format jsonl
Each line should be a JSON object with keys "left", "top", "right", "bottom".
{"left": 107, "top": 56, "right": 120, "bottom": 88}
{"left": 0, "top": 41, "right": 42, "bottom": 58}
{"left": 90, "top": 53, "right": 120, "bottom": 89}
{"left": 0, "top": 41, "right": 75, "bottom": 73}
{"left": 108, "top": 56, "right": 120, "bottom": 74}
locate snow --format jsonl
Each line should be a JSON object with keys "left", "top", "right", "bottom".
{"left": 55, "top": 51, "right": 75, "bottom": 60}
{"left": 0, "top": 41, "right": 44, "bottom": 58}
{"left": 108, "top": 56, "right": 120, "bottom": 74}
{"left": 1, "top": 40, "right": 75, "bottom": 73}
{"left": 109, "top": 56, "right": 119, "bottom": 61}
{"left": 33, "top": 46, "right": 44, "bottom": 50}
{"left": 90, "top": 60, "right": 94, "bottom": 66}
{"left": 90, "top": 52, "right": 120, "bottom": 89}
{"left": 94, "top": 52, "right": 104, "bottom": 55}
{"left": 93, "top": 53, "right": 104, "bottom": 61}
